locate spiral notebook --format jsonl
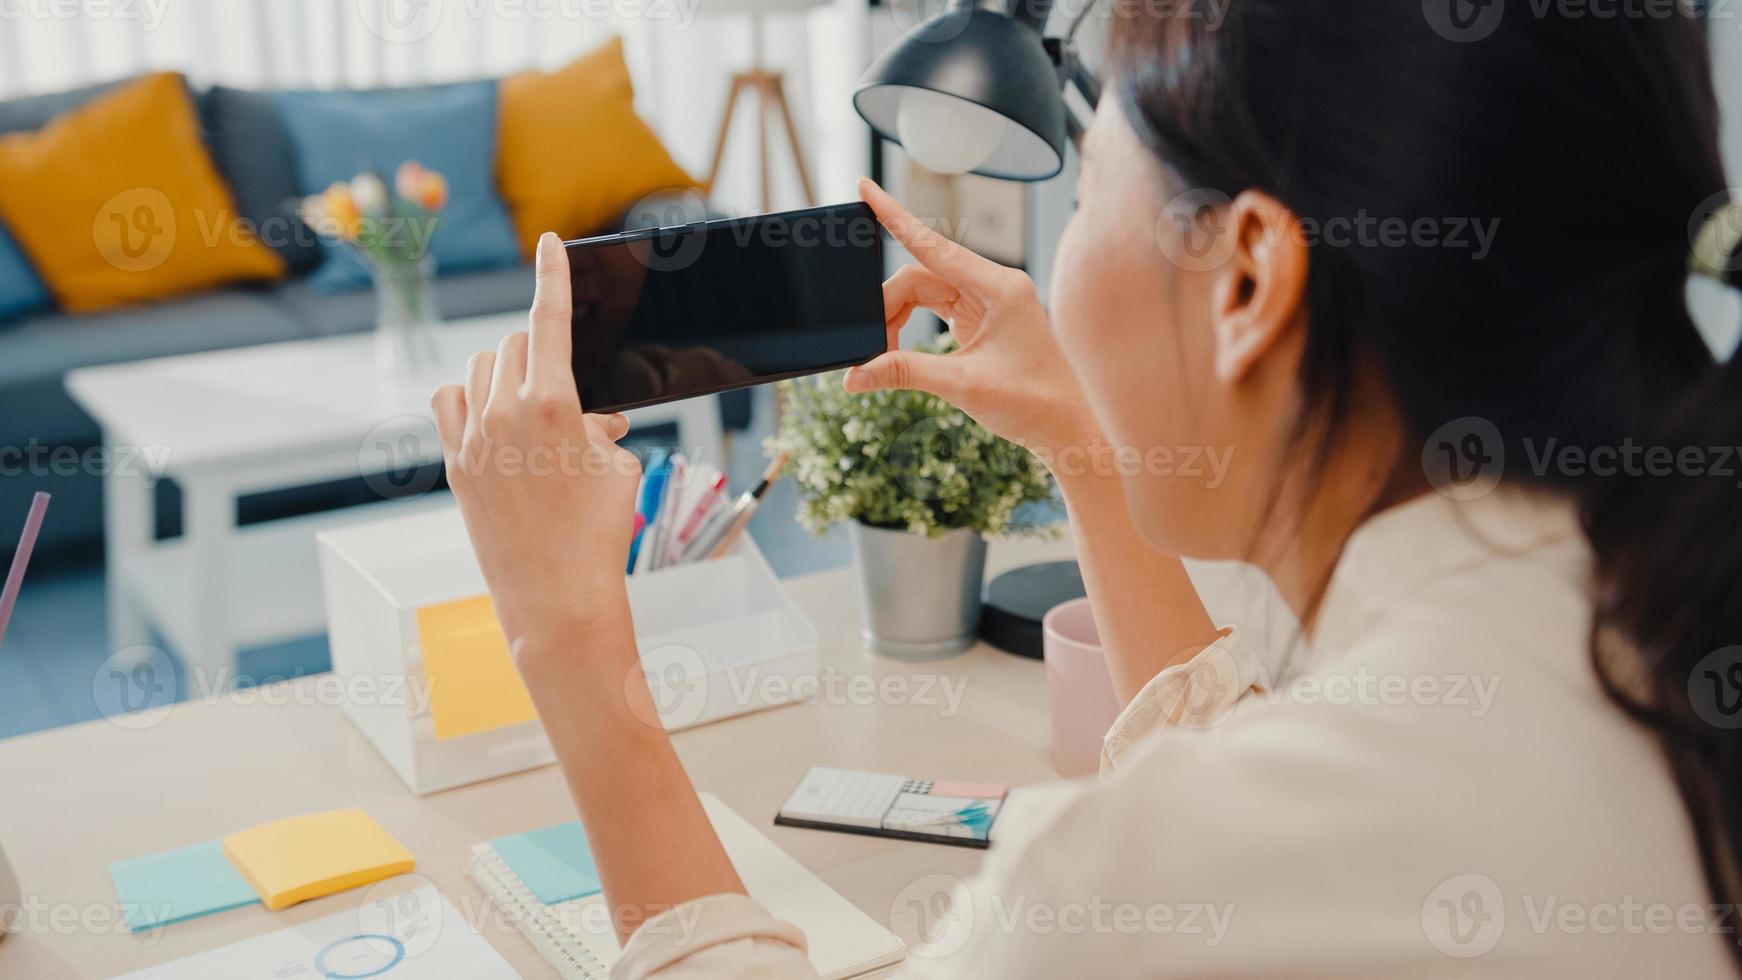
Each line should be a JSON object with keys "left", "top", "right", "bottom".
{"left": 467, "top": 793, "right": 905, "bottom": 979}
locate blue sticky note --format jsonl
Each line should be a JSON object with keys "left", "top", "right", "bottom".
{"left": 110, "top": 841, "right": 260, "bottom": 932}
{"left": 490, "top": 822, "right": 601, "bottom": 905}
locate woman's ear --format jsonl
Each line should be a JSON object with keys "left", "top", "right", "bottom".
{"left": 1209, "top": 191, "right": 1308, "bottom": 383}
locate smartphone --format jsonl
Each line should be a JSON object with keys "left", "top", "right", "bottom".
{"left": 564, "top": 201, "right": 887, "bottom": 415}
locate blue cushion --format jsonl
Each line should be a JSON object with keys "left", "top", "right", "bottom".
{"left": 274, "top": 81, "right": 521, "bottom": 292}
{"left": 201, "top": 86, "right": 323, "bottom": 275}
{"left": 0, "top": 225, "right": 49, "bottom": 324}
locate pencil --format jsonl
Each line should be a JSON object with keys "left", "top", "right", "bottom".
{"left": 707, "top": 453, "right": 789, "bottom": 559}
{"left": 0, "top": 492, "right": 51, "bottom": 647}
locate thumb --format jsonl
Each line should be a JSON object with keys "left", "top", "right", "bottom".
{"left": 843, "top": 350, "right": 957, "bottom": 399}
{"left": 584, "top": 412, "right": 630, "bottom": 442}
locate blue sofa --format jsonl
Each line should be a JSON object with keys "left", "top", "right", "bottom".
{"left": 0, "top": 77, "right": 739, "bottom": 559}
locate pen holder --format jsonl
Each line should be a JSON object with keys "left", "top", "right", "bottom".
{"left": 317, "top": 507, "right": 818, "bottom": 795}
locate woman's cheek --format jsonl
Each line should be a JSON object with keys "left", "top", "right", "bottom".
{"left": 1047, "top": 218, "right": 1123, "bottom": 413}
{"left": 1050, "top": 233, "right": 1215, "bottom": 553}
{"left": 1046, "top": 217, "right": 1092, "bottom": 357}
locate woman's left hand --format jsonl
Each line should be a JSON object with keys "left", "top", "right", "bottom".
{"left": 431, "top": 232, "right": 643, "bottom": 655}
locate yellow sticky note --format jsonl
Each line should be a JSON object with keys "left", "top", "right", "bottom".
{"left": 222, "top": 809, "right": 414, "bottom": 911}
{"left": 417, "top": 594, "right": 538, "bottom": 740}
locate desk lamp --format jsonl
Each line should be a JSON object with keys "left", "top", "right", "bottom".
{"left": 855, "top": 0, "right": 1104, "bottom": 656}
{"left": 853, "top": 0, "right": 1102, "bottom": 179}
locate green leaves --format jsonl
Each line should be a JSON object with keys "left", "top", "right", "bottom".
{"left": 766, "top": 339, "right": 1056, "bottom": 540}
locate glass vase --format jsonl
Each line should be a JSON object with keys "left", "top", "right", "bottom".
{"left": 371, "top": 257, "right": 441, "bottom": 379}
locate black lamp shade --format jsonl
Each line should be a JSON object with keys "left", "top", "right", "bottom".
{"left": 854, "top": 5, "right": 1066, "bottom": 181}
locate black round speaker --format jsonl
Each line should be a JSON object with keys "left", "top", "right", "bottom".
{"left": 978, "top": 560, "right": 1086, "bottom": 659}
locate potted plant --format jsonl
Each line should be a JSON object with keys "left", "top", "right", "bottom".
{"left": 299, "top": 162, "right": 450, "bottom": 377}
{"left": 768, "top": 341, "right": 1056, "bottom": 659}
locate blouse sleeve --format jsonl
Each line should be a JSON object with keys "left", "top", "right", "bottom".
{"left": 612, "top": 893, "right": 815, "bottom": 979}
{"left": 1099, "top": 626, "right": 1269, "bottom": 774}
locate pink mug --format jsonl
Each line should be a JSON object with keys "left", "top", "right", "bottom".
{"left": 1042, "top": 598, "right": 1120, "bottom": 778}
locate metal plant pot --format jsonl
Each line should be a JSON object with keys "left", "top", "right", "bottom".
{"left": 850, "top": 522, "right": 988, "bottom": 660}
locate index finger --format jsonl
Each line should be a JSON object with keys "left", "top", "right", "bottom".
{"left": 882, "top": 263, "right": 959, "bottom": 350}
{"left": 858, "top": 176, "right": 1003, "bottom": 290}
{"left": 526, "top": 232, "right": 575, "bottom": 394}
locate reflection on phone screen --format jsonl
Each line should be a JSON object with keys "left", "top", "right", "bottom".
{"left": 567, "top": 202, "right": 886, "bottom": 414}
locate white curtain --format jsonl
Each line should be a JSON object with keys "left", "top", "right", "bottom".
{"left": 0, "top": 0, "right": 872, "bottom": 216}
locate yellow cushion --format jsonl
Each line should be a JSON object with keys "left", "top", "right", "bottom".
{"left": 497, "top": 37, "right": 698, "bottom": 256}
{"left": 0, "top": 72, "right": 283, "bottom": 313}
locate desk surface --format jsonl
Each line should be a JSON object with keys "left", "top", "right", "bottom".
{"left": 0, "top": 536, "right": 1074, "bottom": 979}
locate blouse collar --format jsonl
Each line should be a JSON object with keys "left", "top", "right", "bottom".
{"left": 1310, "top": 485, "right": 1585, "bottom": 656}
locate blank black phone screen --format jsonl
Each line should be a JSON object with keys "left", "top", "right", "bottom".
{"left": 565, "top": 201, "right": 886, "bottom": 415}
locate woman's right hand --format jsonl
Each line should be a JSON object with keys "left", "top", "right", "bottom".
{"left": 854, "top": 180, "right": 1221, "bottom": 706}
{"left": 846, "top": 178, "right": 1101, "bottom": 463}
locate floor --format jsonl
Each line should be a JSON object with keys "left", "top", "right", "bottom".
{"left": 0, "top": 387, "right": 855, "bottom": 741}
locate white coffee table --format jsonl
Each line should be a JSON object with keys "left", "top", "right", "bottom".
{"left": 65, "top": 313, "right": 725, "bottom": 685}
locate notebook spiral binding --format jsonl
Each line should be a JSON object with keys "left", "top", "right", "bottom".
{"left": 468, "top": 846, "right": 607, "bottom": 980}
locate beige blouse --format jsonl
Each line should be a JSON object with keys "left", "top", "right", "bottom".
{"left": 614, "top": 489, "right": 1734, "bottom": 977}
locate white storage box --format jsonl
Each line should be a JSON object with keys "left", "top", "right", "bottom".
{"left": 316, "top": 506, "right": 818, "bottom": 795}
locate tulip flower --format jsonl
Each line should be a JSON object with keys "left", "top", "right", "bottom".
{"left": 320, "top": 182, "right": 362, "bottom": 241}
{"left": 296, "top": 195, "right": 325, "bottom": 228}
{"left": 414, "top": 170, "right": 448, "bottom": 212}
{"left": 350, "top": 172, "right": 388, "bottom": 216}
{"left": 300, "top": 163, "right": 447, "bottom": 263}
{"left": 394, "top": 161, "right": 426, "bottom": 204}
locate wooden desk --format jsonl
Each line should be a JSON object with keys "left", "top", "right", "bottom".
{"left": 0, "top": 537, "right": 1074, "bottom": 978}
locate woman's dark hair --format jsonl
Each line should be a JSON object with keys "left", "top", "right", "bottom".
{"left": 1109, "top": 0, "right": 1741, "bottom": 966}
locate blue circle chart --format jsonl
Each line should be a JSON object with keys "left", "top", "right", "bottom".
{"left": 314, "top": 934, "right": 406, "bottom": 978}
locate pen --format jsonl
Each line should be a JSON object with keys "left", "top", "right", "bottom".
{"left": 630, "top": 451, "right": 671, "bottom": 574}
{"left": 673, "top": 502, "right": 738, "bottom": 565}
{"left": 649, "top": 454, "right": 687, "bottom": 570}
{"left": 705, "top": 452, "right": 789, "bottom": 560}
{"left": 0, "top": 492, "right": 49, "bottom": 647}
{"left": 624, "top": 512, "right": 647, "bottom": 576}
{"left": 668, "top": 470, "right": 728, "bottom": 560}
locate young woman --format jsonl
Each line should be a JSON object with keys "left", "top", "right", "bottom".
{"left": 430, "top": 2, "right": 1742, "bottom": 975}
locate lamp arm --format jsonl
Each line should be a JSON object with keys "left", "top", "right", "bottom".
{"left": 1007, "top": 0, "right": 1055, "bottom": 34}
{"left": 1045, "top": 32, "right": 1100, "bottom": 144}
{"left": 1061, "top": 47, "right": 1100, "bottom": 107}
